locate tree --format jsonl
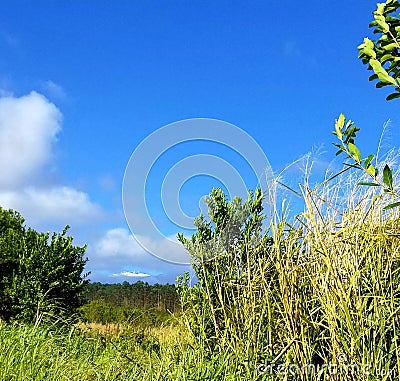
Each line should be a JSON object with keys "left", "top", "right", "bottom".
{"left": 358, "top": 0, "right": 400, "bottom": 100}
{"left": 0, "top": 208, "right": 25, "bottom": 320}
{"left": 177, "top": 188, "right": 273, "bottom": 348}
{"left": 0, "top": 207, "right": 88, "bottom": 323}
{"left": 83, "top": 281, "right": 180, "bottom": 312}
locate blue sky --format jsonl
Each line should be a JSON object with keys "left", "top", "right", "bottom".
{"left": 0, "top": 0, "right": 399, "bottom": 284}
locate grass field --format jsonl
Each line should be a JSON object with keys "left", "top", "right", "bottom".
{"left": 0, "top": 319, "right": 255, "bottom": 381}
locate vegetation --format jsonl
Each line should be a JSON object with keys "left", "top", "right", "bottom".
{"left": 79, "top": 299, "right": 174, "bottom": 326}
{"left": 177, "top": 188, "right": 274, "bottom": 358}
{"left": 0, "top": 207, "right": 88, "bottom": 323}
{"left": 0, "top": 322, "right": 182, "bottom": 381}
{"left": 358, "top": 0, "right": 400, "bottom": 100}
{"left": 84, "top": 281, "right": 180, "bottom": 312}
{"left": 176, "top": 156, "right": 400, "bottom": 379}
{"left": 1, "top": 1, "right": 400, "bottom": 380}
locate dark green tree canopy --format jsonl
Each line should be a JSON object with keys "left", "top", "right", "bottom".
{"left": 0, "top": 207, "right": 88, "bottom": 323}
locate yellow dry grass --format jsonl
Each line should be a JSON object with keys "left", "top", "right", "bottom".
{"left": 75, "top": 321, "right": 192, "bottom": 346}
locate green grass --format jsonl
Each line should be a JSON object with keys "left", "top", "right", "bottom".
{"left": 0, "top": 321, "right": 252, "bottom": 381}
{"left": 0, "top": 323, "right": 145, "bottom": 380}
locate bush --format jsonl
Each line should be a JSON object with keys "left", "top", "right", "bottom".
{"left": 79, "top": 299, "right": 173, "bottom": 327}
{"left": 0, "top": 207, "right": 88, "bottom": 323}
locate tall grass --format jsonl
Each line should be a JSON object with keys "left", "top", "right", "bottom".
{"left": 0, "top": 321, "right": 254, "bottom": 380}
{"left": 0, "top": 323, "right": 148, "bottom": 380}
{"left": 179, "top": 156, "right": 400, "bottom": 380}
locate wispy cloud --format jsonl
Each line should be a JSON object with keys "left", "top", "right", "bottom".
{"left": 113, "top": 271, "right": 151, "bottom": 278}
{"left": 40, "top": 80, "right": 67, "bottom": 101}
{"left": 0, "top": 29, "right": 19, "bottom": 49}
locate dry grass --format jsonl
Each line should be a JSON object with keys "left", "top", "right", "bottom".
{"left": 75, "top": 321, "right": 192, "bottom": 346}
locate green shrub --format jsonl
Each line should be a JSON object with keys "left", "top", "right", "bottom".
{"left": 79, "top": 299, "right": 173, "bottom": 327}
{"left": 0, "top": 207, "right": 88, "bottom": 323}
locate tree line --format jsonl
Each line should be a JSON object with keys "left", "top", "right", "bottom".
{"left": 84, "top": 281, "right": 180, "bottom": 313}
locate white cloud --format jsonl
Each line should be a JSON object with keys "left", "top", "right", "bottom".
{"left": 95, "top": 228, "right": 144, "bottom": 259}
{"left": 88, "top": 228, "right": 191, "bottom": 283}
{"left": 135, "top": 233, "right": 190, "bottom": 264}
{"left": 0, "top": 91, "right": 61, "bottom": 188}
{"left": 94, "top": 228, "right": 189, "bottom": 264}
{"left": 0, "top": 91, "right": 104, "bottom": 229}
{"left": 113, "top": 271, "right": 151, "bottom": 278}
{"left": 0, "top": 186, "right": 103, "bottom": 226}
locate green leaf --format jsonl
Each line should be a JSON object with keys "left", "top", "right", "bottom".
{"left": 364, "top": 154, "right": 374, "bottom": 169}
{"left": 364, "top": 37, "right": 375, "bottom": 50}
{"left": 358, "top": 182, "right": 381, "bottom": 186}
{"left": 380, "top": 53, "right": 395, "bottom": 64}
{"left": 343, "top": 124, "right": 359, "bottom": 140}
{"left": 366, "top": 164, "right": 378, "bottom": 178}
{"left": 360, "top": 46, "right": 377, "bottom": 58}
{"left": 334, "top": 124, "right": 343, "bottom": 140}
{"left": 375, "top": 14, "right": 390, "bottom": 32}
{"left": 370, "top": 59, "right": 398, "bottom": 85}
{"left": 386, "top": 92, "right": 400, "bottom": 100}
{"left": 335, "top": 113, "right": 345, "bottom": 130}
{"left": 383, "top": 164, "right": 393, "bottom": 189}
{"left": 383, "top": 201, "right": 400, "bottom": 211}
{"left": 333, "top": 143, "right": 346, "bottom": 156}
{"left": 376, "top": 81, "right": 389, "bottom": 88}
{"left": 375, "top": 3, "right": 386, "bottom": 15}
{"left": 348, "top": 143, "right": 361, "bottom": 163}
{"left": 381, "top": 42, "right": 399, "bottom": 52}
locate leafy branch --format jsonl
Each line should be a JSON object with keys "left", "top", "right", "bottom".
{"left": 358, "top": 0, "right": 400, "bottom": 100}
{"left": 333, "top": 113, "right": 400, "bottom": 210}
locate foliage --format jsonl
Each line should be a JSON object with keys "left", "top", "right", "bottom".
{"left": 358, "top": 0, "right": 400, "bottom": 100}
{"left": 79, "top": 299, "right": 173, "bottom": 326}
{"left": 175, "top": 165, "right": 400, "bottom": 379}
{"left": 172, "top": 2, "right": 400, "bottom": 375}
{"left": 3, "top": 2, "right": 400, "bottom": 380}
{"left": 84, "top": 281, "right": 180, "bottom": 312}
{"left": 0, "top": 208, "right": 25, "bottom": 321}
{"left": 332, "top": 113, "right": 400, "bottom": 210}
{"left": 177, "top": 188, "right": 276, "bottom": 369}
{"left": 0, "top": 207, "right": 88, "bottom": 323}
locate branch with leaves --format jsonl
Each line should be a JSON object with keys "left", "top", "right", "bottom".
{"left": 333, "top": 113, "right": 400, "bottom": 210}
{"left": 358, "top": 0, "right": 400, "bottom": 100}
